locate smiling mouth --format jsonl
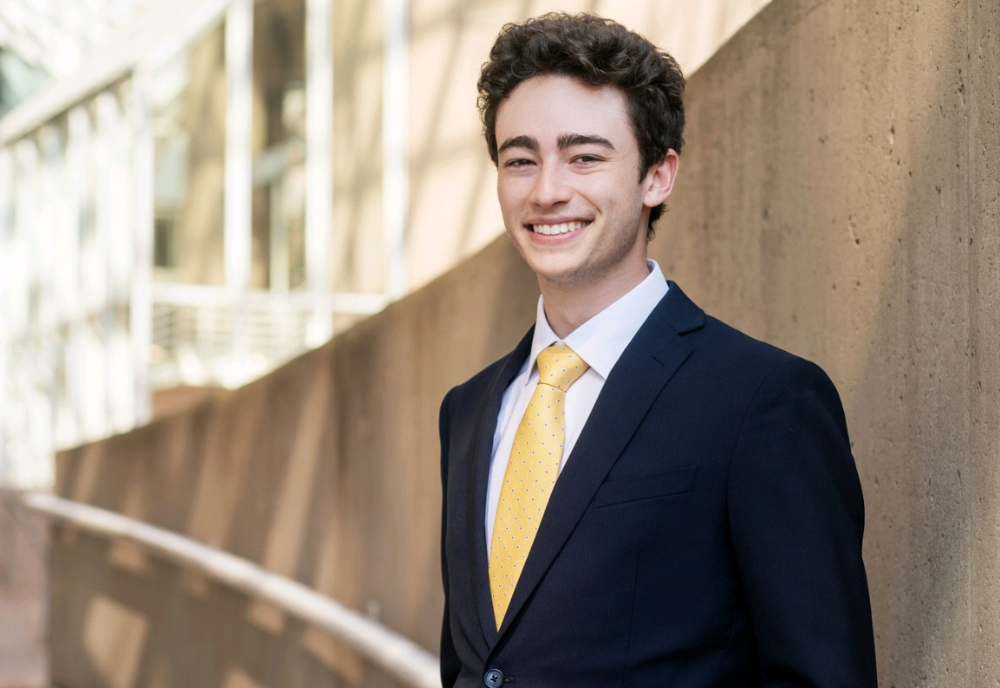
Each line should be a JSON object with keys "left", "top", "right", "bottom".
{"left": 529, "top": 221, "right": 589, "bottom": 236}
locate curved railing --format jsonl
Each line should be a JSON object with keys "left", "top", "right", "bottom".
{"left": 23, "top": 492, "right": 441, "bottom": 688}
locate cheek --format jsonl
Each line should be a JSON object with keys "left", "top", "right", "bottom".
{"left": 581, "top": 171, "right": 632, "bottom": 200}
{"left": 603, "top": 176, "right": 645, "bottom": 214}
{"left": 496, "top": 191, "right": 520, "bottom": 234}
{"left": 497, "top": 181, "right": 525, "bottom": 215}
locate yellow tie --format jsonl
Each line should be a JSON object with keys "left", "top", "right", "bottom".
{"left": 489, "top": 343, "right": 589, "bottom": 628}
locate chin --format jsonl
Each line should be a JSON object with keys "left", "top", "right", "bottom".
{"left": 534, "top": 264, "right": 594, "bottom": 287}
{"left": 519, "top": 253, "right": 578, "bottom": 279}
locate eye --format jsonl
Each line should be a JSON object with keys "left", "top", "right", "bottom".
{"left": 503, "top": 158, "right": 534, "bottom": 169}
{"left": 572, "top": 154, "right": 603, "bottom": 165}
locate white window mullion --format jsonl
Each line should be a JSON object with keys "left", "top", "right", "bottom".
{"left": 305, "top": 0, "right": 334, "bottom": 346}
{"left": 382, "top": 0, "right": 409, "bottom": 300}
{"left": 0, "top": 148, "right": 12, "bottom": 485}
{"left": 131, "top": 72, "right": 155, "bottom": 425}
{"left": 224, "top": 0, "right": 254, "bottom": 370}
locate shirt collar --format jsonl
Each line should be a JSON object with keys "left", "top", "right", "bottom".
{"left": 526, "top": 260, "right": 669, "bottom": 383}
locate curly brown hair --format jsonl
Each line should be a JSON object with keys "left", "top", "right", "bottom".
{"left": 477, "top": 12, "right": 686, "bottom": 235}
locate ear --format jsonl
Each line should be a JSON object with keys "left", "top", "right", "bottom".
{"left": 642, "top": 149, "right": 680, "bottom": 209}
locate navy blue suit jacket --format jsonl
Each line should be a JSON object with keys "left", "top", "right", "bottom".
{"left": 439, "top": 283, "right": 877, "bottom": 687}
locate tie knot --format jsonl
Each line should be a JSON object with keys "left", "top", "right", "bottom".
{"left": 536, "top": 344, "right": 589, "bottom": 392}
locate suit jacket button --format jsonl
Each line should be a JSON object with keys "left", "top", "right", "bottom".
{"left": 484, "top": 669, "right": 504, "bottom": 687}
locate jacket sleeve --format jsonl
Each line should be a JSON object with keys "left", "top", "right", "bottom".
{"left": 727, "top": 358, "right": 878, "bottom": 686}
{"left": 438, "top": 389, "right": 461, "bottom": 688}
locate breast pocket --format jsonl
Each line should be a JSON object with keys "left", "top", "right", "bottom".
{"left": 593, "top": 466, "right": 697, "bottom": 508}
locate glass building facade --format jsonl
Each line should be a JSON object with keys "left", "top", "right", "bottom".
{"left": 0, "top": 0, "right": 399, "bottom": 487}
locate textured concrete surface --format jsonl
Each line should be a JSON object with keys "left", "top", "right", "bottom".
{"left": 653, "top": 0, "right": 1000, "bottom": 683}
{"left": 47, "top": 0, "right": 998, "bottom": 686}
{"left": 0, "top": 491, "right": 49, "bottom": 688}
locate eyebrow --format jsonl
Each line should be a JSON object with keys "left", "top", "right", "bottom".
{"left": 557, "top": 133, "right": 616, "bottom": 151}
{"left": 497, "top": 133, "right": 617, "bottom": 156}
{"left": 498, "top": 135, "right": 538, "bottom": 155}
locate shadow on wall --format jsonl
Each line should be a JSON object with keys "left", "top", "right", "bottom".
{"left": 652, "top": 0, "right": 1000, "bottom": 684}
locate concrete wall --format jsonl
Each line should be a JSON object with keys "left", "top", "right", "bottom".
{"left": 651, "top": 0, "right": 1000, "bottom": 683}
{"left": 49, "top": 0, "right": 999, "bottom": 685}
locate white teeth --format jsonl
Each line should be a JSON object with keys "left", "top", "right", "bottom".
{"left": 532, "top": 221, "right": 586, "bottom": 235}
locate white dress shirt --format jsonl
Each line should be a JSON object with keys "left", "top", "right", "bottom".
{"left": 486, "top": 260, "right": 670, "bottom": 549}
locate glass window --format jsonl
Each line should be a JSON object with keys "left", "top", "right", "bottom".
{"left": 251, "top": 0, "right": 307, "bottom": 291}
{"left": 151, "top": 23, "right": 228, "bottom": 285}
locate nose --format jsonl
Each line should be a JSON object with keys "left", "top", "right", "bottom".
{"left": 528, "top": 163, "right": 571, "bottom": 207}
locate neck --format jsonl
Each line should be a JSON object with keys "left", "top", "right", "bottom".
{"left": 539, "top": 258, "right": 650, "bottom": 339}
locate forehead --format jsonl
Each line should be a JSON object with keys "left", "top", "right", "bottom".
{"left": 495, "top": 74, "right": 634, "bottom": 147}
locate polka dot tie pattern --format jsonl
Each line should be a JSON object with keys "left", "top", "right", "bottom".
{"left": 489, "top": 344, "right": 589, "bottom": 629}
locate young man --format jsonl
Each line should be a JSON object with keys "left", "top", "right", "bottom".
{"left": 439, "top": 13, "right": 877, "bottom": 687}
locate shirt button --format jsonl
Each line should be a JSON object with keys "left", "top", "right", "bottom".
{"left": 483, "top": 668, "right": 504, "bottom": 687}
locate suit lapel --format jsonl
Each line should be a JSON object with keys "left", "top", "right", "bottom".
{"left": 494, "top": 283, "right": 705, "bottom": 641}
{"left": 469, "top": 327, "right": 535, "bottom": 645}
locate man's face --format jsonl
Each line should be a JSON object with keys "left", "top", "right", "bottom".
{"left": 494, "top": 74, "right": 668, "bottom": 291}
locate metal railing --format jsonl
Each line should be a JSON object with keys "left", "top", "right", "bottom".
{"left": 23, "top": 492, "right": 441, "bottom": 688}
{"left": 149, "top": 283, "right": 389, "bottom": 388}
